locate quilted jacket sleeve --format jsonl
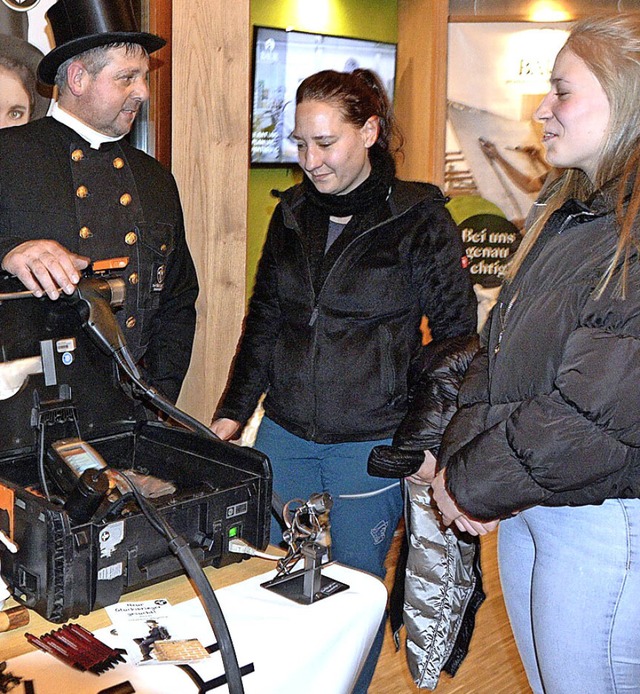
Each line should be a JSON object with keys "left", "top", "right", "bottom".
{"left": 438, "top": 346, "right": 491, "bottom": 466}
{"left": 368, "top": 333, "right": 479, "bottom": 478}
{"left": 443, "top": 286, "right": 640, "bottom": 521}
{"left": 410, "top": 192, "right": 478, "bottom": 342}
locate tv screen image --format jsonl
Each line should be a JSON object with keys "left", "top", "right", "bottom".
{"left": 251, "top": 26, "right": 397, "bottom": 166}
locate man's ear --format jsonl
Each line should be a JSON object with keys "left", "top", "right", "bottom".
{"left": 65, "top": 61, "right": 90, "bottom": 97}
{"left": 362, "top": 116, "right": 380, "bottom": 149}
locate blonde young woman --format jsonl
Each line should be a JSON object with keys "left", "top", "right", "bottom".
{"left": 432, "top": 15, "right": 640, "bottom": 693}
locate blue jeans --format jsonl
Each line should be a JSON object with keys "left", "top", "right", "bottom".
{"left": 255, "top": 417, "right": 403, "bottom": 693}
{"left": 498, "top": 500, "right": 640, "bottom": 694}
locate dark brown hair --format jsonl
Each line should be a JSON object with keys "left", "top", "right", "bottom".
{"left": 295, "top": 68, "right": 403, "bottom": 154}
{"left": 0, "top": 55, "right": 36, "bottom": 117}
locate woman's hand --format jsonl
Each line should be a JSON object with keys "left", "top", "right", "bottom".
{"left": 431, "top": 469, "right": 499, "bottom": 536}
{"left": 210, "top": 417, "right": 241, "bottom": 441}
{"left": 405, "top": 450, "right": 437, "bottom": 486}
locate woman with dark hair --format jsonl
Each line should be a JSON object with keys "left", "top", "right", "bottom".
{"left": 0, "top": 34, "right": 49, "bottom": 126}
{"left": 433, "top": 14, "right": 640, "bottom": 694}
{"left": 212, "top": 68, "right": 476, "bottom": 690}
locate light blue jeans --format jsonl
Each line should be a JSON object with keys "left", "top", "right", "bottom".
{"left": 498, "top": 500, "right": 640, "bottom": 694}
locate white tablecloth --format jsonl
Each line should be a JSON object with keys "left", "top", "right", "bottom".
{"left": 4, "top": 562, "right": 387, "bottom": 694}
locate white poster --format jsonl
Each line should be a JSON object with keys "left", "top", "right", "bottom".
{"left": 446, "top": 22, "right": 570, "bottom": 228}
{"left": 0, "top": 0, "right": 56, "bottom": 52}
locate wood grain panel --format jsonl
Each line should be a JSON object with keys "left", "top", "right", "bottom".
{"left": 147, "top": 0, "right": 172, "bottom": 168}
{"left": 395, "top": 0, "right": 449, "bottom": 187}
{"left": 171, "top": 0, "right": 250, "bottom": 422}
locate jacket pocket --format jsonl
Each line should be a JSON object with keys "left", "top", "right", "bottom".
{"left": 380, "top": 325, "right": 398, "bottom": 402}
{"left": 134, "top": 222, "right": 175, "bottom": 310}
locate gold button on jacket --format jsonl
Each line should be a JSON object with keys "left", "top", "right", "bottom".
{"left": 120, "top": 193, "right": 132, "bottom": 206}
{"left": 76, "top": 185, "right": 89, "bottom": 198}
{"left": 125, "top": 231, "right": 138, "bottom": 245}
{"left": 71, "top": 149, "right": 84, "bottom": 162}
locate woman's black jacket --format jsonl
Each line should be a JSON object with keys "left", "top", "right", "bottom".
{"left": 216, "top": 179, "right": 477, "bottom": 443}
{"left": 440, "top": 194, "right": 640, "bottom": 519}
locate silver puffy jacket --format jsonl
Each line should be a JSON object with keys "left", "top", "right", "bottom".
{"left": 403, "top": 481, "right": 482, "bottom": 689}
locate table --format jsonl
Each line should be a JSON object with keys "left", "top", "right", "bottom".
{"left": 1, "top": 556, "right": 387, "bottom": 693}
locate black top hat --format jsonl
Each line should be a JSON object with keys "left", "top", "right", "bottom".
{"left": 37, "top": 0, "right": 166, "bottom": 86}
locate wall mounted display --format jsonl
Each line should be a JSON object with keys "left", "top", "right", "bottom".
{"left": 251, "top": 25, "right": 397, "bottom": 166}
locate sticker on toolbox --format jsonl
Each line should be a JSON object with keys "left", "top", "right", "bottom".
{"left": 55, "top": 338, "right": 76, "bottom": 353}
{"left": 0, "top": 483, "right": 15, "bottom": 541}
{"left": 99, "top": 521, "right": 125, "bottom": 558}
{"left": 98, "top": 563, "right": 124, "bottom": 581}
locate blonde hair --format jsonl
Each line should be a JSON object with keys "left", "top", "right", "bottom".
{"left": 506, "top": 13, "right": 640, "bottom": 295}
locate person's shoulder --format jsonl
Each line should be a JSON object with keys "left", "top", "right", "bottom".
{"left": 120, "top": 141, "right": 177, "bottom": 189}
{"left": 0, "top": 117, "right": 56, "bottom": 145}
{"left": 272, "top": 181, "right": 304, "bottom": 204}
{"left": 0, "top": 120, "right": 64, "bottom": 170}
{"left": 120, "top": 140, "right": 169, "bottom": 172}
{"left": 389, "top": 179, "right": 448, "bottom": 215}
{"left": 270, "top": 182, "right": 306, "bottom": 218}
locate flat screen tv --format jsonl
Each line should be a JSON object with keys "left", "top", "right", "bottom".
{"left": 251, "top": 26, "right": 397, "bottom": 166}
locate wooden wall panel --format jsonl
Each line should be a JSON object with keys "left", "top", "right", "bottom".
{"left": 147, "top": 0, "right": 172, "bottom": 169}
{"left": 172, "top": 0, "right": 250, "bottom": 422}
{"left": 395, "top": 0, "right": 449, "bottom": 186}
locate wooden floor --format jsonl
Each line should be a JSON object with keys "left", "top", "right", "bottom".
{"left": 369, "top": 527, "right": 531, "bottom": 693}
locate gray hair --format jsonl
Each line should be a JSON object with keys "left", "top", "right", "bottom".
{"left": 54, "top": 42, "right": 148, "bottom": 92}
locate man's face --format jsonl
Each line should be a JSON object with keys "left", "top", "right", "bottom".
{"left": 74, "top": 46, "right": 150, "bottom": 137}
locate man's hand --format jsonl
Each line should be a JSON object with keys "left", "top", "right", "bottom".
{"left": 2, "top": 240, "right": 90, "bottom": 300}
{"left": 210, "top": 417, "right": 242, "bottom": 441}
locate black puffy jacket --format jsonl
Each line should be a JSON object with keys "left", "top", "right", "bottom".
{"left": 440, "top": 193, "right": 640, "bottom": 520}
{"left": 216, "top": 180, "right": 477, "bottom": 443}
{"left": 368, "top": 333, "right": 480, "bottom": 476}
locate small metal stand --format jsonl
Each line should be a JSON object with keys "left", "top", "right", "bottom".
{"left": 261, "top": 494, "right": 349, "bottom": 605}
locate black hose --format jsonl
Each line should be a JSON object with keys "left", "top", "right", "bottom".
{"left": 111, "top": 349, "right": 220, "bottom": 441}
{"left": 115, "top": 470, "right": 244, "bottom": 693}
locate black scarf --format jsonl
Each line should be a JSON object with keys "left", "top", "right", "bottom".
{"left": 301, "top": 146, "right": 396, "bottom": 294}
{"left": 302, "top": 145, "right": 396, "bottom": 216}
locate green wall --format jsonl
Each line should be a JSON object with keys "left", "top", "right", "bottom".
{"left": 246, "top": 0, "right": 398, "bottom": 295}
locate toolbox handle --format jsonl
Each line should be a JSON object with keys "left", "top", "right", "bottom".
{"left": 140, "top": 548, "right": 205, "bottom": 580}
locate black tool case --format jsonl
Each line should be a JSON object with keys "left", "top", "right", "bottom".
{"left": 0, "top": 275, "right": 271, "bottom": 623}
